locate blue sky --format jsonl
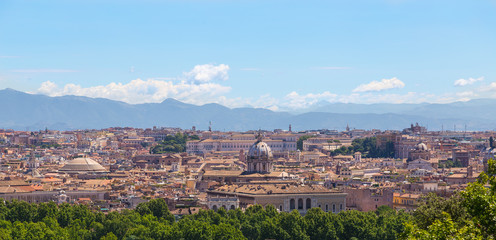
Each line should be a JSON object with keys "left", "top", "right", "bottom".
{"left": 1, "top": 0, "right": 495, "bottom": 110}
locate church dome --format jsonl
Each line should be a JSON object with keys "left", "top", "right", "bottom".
{"left": 415, "top": 143, "right": 428, "bottom": 151}
{"left": 59, "top": 157, "right": 106, "bottom": 173}
{"left": 248, "top": 141, "right": 273, "bottom": 160}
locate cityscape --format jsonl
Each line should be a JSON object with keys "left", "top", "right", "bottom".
{"left": 0, "top": 123, "right": 495, "bottom": 238}
{"left": 1, "top": 0, "right": 496, "bottom": 239}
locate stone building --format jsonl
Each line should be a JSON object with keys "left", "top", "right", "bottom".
{"left": 408, "top": 142, "right": 430, "bottom": 161}
{"left": 345, "top": 188, "right": 394, "bottom": 211}
{"left": 208, "top": 183, "right": 347, "bottom": 214}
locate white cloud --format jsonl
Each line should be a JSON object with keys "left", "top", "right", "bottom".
{"left": 38, "top": 81, "right": 58, "bottom": 93}
{"left": 454, "top": 77, "right": 484, "bottom": 86}
{"left": 353, "top": 77, "right": 405, "bottom": 92}
{"left": 35, "top": 64, "right": 234, "bottom": 105}
{"left": 31, "top": 63, "right": 495, "bottom": 111}
{"left": 37, "top": 79, "right": 231, "bottom": 105}
{"left": 12, "top": 69, "right": 79, "bottom": 73}
{"left": 480, "top": 82, "right": 496, "bottom": 92}
{"left": 183, "top": 64, "right": 229, "bottom": 83}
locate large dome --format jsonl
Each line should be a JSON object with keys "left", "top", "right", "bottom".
{"left": 415, "top": 143, "right": 428, "bottom": 151}
{"left": 248, "top": 141, "right": 273, "bottom": 160}
{"left": 59, "top": 157, "right": 106, "bottom": 173}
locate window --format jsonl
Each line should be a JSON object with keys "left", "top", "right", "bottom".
{"left": 332, "top": 204, "right": 336, "bottom": 213}
{"left": 325, "top": 204, "right": 329, "bottom": 212}
{"left": 290, "top": 199, "right": 296, "bottom": 210}
{"left": 298, "top": 198, "right": 304, "bottom": 210}
{"left": 306, "top": 198, "right": 311, "bottom": 209}
{"left": 279, "top": 205, "right": 283, "bottom": 212}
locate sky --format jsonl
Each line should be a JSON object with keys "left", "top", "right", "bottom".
{"left": 1, "top": 0, "right": 495, "bottom": 111}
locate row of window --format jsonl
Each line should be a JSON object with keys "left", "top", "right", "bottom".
{"left": 287, "top": 198, "right": 343, "bottom": 213}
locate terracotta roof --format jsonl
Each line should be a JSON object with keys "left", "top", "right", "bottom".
{"left": 211, "top": 183, "right": 342, "bottom": 195}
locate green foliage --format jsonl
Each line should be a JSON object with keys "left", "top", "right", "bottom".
{"left": 403, "top": 213, "right": 482, "bottom": 240}
{"left": 412, "top": 192, "right": 468, "bottom": 230}
{"left": 150, "top": 132, "right": 198, "bottom": 154}
{"left": 330, "top": 137, "right": 395, "bottom": 158}
{"left": 297, "top": 135, "right": 315, "bottom": 151}
{"left": 136, "top": 199, "right": 174, "bottom": 224}
{"left": 39, "top": 143, "right": 61, "bottom": 149}
{"left": 404, "top": 159, "right": 496, "bottom": 239}
{"left": 438, "top": 160, "right": 463, "bottom": 168}
{"left": 0, "top": 199, "right": 411, "bottom": 240}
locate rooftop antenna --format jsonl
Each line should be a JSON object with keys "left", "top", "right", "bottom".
{"left": 208, "top": 121, "right": 212, "bottom": 132}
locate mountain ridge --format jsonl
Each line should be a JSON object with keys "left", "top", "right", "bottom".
{"left": 1, "top": 88, "right": 495, "bottom": 131}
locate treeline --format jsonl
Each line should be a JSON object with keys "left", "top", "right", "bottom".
{"left": 438, "top": 159, "right": 463, "bottom": 168}
{"left": 3, "top": 157, "right": 496, "bottom": 240}
{"left": 330, "top": 137, "right": 395, "bottom": 158}
{"left": 150, "top": 132, "right": 199, "bottom": 154}
{"left": 0, "top": 197, "right": 411, "bottom": 240}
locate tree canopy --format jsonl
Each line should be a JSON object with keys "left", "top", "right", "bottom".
{"left": 331, "top": 137, "right": 395, "bottom": 158}
{"left": 0, "top": 198, "right": 411, "bottom": 240}
{"left": 150, "top": 133, "right": 199, "bottom": 154}
{"left": 403, "top": 159, "right": 496, "bottom": 239}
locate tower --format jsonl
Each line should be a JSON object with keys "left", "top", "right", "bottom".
{"left": 354, "top": 152, "right": 362, "bottom": 162}
{"left": 28, "top": 151, "right": 39, "bottom": 169}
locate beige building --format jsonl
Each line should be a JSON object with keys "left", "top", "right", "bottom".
{"left": 208, "top": 183, "right": 347, "bottom": 214}
{"left": 186, "top": 134, "right": 297, "bottom": 156}
{"left": 345, "top": 188, "right": 394, "bottom": 211}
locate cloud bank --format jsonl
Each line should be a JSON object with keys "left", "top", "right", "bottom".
{"left": 454, "top": 77, "right": 484, "bottom": 87}
{"left": 33, "top": 65, "right": 492, "bottom": 111}
{"left": 353, "top": 77, "right": 405, "bottom": 92}
{"left": 37, "top": 64, "right": 232, "bottom": 105}
{"left": 183, "top": 64, "right": 229, "bottom": 83}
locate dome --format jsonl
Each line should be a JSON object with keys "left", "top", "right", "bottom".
{"left": 248, "top": 141, "right": 273, "bottom": 160}
{"left": 59, "top": 157, "right": 106, "bottom": 173}
{"left": 415, "top": 143, "right": 428, "bottom": 151}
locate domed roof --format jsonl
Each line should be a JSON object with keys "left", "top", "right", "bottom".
{"left": 415, "top": 142, "right": 428, "bottom": 151}
{"left": 60, "top": 157, "right": 106, "bottom": 172}
{"left": 248, "top": 141, "right": 273, "bottom": 160}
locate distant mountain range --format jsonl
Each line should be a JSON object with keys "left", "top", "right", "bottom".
{"left": 1, "top": 88, "right": 495, "bottom": 131}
